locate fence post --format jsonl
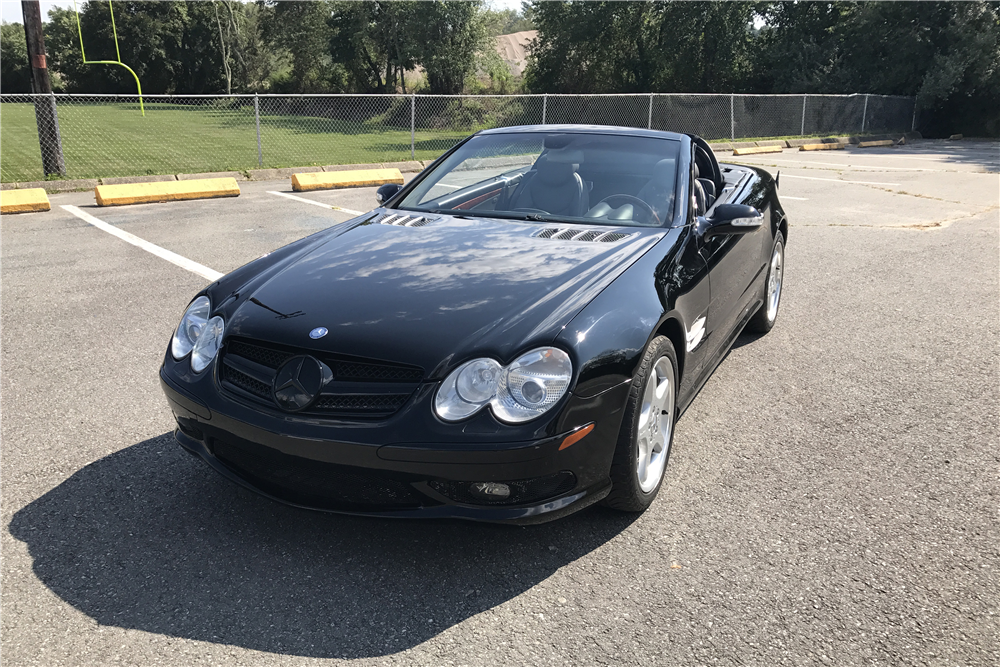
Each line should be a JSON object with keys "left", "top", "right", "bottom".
{"left": 253, "top": 93, "right": 263, "bottom": 168}
{"left": 647, "top": 93, "right": 653, "bottom": 129}
{"left": 410, "top": 94, "right": 415, "bottom": 160}
{"left": 542, "top": 94, "right": 547, "bottom": 125}
{"left": 861, "top": 93, "right": 869, "bottom": 134}
{"left": 730, "top": 94, "right": 735, "bottom": 140}
{"left": 800, "top": 94, "right": 807, "bottom": 136}
{"left": 911, "top": 99, "right": 918, "bottom": 132}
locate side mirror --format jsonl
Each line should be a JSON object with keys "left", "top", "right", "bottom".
{"left": 376, "top": 183, "right": 402, "bottom": 205}
{"left": 701, "top": 204, "right": 763, "bottom": 239}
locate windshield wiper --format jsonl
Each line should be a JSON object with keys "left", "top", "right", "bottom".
{"left": 401, "top": 207, "right": 582, "bottom": 225}
{"left": 434, "top": 208, "right": 569, "bottom": 223}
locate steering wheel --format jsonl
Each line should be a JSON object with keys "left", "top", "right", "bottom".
{"left": 596, "top": 195, "right": 660, "bottom": 225}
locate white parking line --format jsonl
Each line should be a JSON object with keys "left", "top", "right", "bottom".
{"left": 841, "top": 151, "right": 997, "bottom": 163}
{"left": 268, "top": 190, "right": 364, "bottom": 215}
{"left": 62, "top": 205, "right": 223, "bottom": 282}
{"left": 781, "top": 196, "right": 809, "bottom": 201}
{"left": 780, "top": 174, "right": 900, "bottom": 186}
{"left": 754, "top": 158, "right": 936, "bottom": 172}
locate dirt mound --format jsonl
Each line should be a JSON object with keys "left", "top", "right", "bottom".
{"left": 495, "top": 30, "right": 537, "bottom": 76}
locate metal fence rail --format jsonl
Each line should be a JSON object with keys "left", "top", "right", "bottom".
{"left": 0, "top": 93, "right": 916, "bottom": 183}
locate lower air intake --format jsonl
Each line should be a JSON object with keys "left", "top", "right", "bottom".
{"left": 213, "top": 438, "right": 427, "bottom": 510}
{"left": 428, "top": 472, "right": 577, "bottom": 506}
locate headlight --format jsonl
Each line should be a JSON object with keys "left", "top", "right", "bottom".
{"left": 434, "top": 348, "right": 572, "bottom": 424}
{"left": 171, "top": 296, "right": 210, "bottom": 359}
{"left": 191, "top": 316, "right": 225, "bottom": 373}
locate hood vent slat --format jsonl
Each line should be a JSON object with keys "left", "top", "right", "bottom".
{"left": 372, "top": 212, "right": 436, "bottom": 228}
{"left": 533, "top": 228, "right": 634, "bottom": 243}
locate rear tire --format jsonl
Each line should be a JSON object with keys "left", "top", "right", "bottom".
{"left": 603, "top": 336, "right": 677, "bottom": 513}
{"left": 747, "top": 231, "right": 784, "bottom": 334}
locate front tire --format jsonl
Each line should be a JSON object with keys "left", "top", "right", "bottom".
{"left": 603, "top": 336, "right": 677, "bottom": 512}
{"left": 747, "top": 231, "right": 784, "bottom": 334}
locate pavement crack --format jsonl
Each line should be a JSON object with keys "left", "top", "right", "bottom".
{"left": 797, "top": 205, "right": 998, "bottom": 231}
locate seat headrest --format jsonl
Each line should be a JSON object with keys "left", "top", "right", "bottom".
{"left": 535, "top": 154, "right": 580, "bottom": 186}
{"left": 543, "top": 148, "right": 584, "bottom": 164}
{"left": 650, "top": 158, "right": 675, "bottom": 182}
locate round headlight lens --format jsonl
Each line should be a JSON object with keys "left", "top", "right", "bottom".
{"left": 493, "top": 348, "right": 572, "bottom": 423}
{"left": 433, "top": 348, "right": 572, "bottom": 424}
{"left": 190, "top": 316, "right": 225, "bottom": 373}
{"left": 435, "top": 357, "right": 502, "bottom": 422}
{"left": 171, "top": 296, "right": 210, "bottom": 359}
{"left": 456, "top": 359, "right": 501, "bottom": 403}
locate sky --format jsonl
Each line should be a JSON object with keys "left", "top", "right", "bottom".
{"left": 1, "top": 0, "right": 525, "bottom": 24}
{"left": 1, "top": 1, "right": 72, "bottom": 24}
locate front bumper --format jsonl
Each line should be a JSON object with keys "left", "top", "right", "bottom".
{"left": 161, "top": 369, "right": 627, "bottom": 524}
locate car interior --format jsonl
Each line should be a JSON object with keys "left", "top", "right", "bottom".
{"left": 403, "top": 134, "right": 680, "bottom": 226}
{"left": 402, "top": 132, "right": 753, "bottom": 227}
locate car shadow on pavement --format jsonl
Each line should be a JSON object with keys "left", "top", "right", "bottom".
{"left": 9, "top": 433, "right": 636, "bottom": 659}
{"left": 730, "top": 331, "right": 767, "bottom": 350}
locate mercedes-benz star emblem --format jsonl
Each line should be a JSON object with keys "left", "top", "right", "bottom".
{"left": 309, "top": 327, "right": 329, "bottom": 339}
{"left": 272, "top": 355, "right": 333, "bottom": 412}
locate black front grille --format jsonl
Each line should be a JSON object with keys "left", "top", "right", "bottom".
{"left": 336, "top": 362, "right": 423, "bottom": 383}
{"left": 219, "top": 337, "right": 424, "bottom": 419}
{"left": 429, "top": 472, "right": 577, "bottom": 507}
{"left": 227, "top": 340, "right": 293, "bottom": 369}
{"left": 222, "top": 364, "right": 272, "bottom": 400}
{"left": 312, "top": 394, "right": 410, "bottom": 412}
{"left": 213, "top": 438, "right": 427, "bottom": 510}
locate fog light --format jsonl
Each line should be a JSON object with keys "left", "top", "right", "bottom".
{"left": 469, "top": 482, "right": 510, "bottom": 500}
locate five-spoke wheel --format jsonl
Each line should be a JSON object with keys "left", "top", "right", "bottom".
{"left": 604, "top": 336, "right": 677, "bottom": 511}
{"left": 636, "top": 356, "right": 674, "bottom": 493}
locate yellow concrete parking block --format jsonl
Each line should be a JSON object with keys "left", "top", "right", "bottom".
{"left": 733, "top": 145, "right": 784, "bottom": 156}
{"left": 95, "top": 178, "right": 240, "bottom": 207}
{"left": 800, "top": 143, "right": 846, "bottom": 151}
{"left": 857, "top": 140, "right": 895, "bottom": 148}
{"left": 292, "top": 168, "right": 403, "bottom": 192}
{"left": 1, "top": 188, "right": 51, "bottom": 214}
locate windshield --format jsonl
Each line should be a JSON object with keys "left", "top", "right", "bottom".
{"left": 396, "top": 132, "right": 681, "bottom": 227}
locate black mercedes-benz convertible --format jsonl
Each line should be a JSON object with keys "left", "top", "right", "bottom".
{"left": 160, "top": 125, "right": 787, "bottom": 523}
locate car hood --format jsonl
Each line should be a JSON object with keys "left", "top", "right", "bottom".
{"left": 226, "top": 213, "right": 663, "bottom": 378}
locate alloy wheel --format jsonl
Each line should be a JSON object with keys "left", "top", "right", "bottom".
{"left": 636, "top": 356, "right": 674, "bottom": 493}
{"left": 766, "top": 240, "right": 784, "bottom": 323}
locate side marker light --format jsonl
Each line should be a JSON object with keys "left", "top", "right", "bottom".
{"left": 559, "top": 423, "right": 595, "bottom": 451}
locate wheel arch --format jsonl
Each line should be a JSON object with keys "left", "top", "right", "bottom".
{"left": 653, "top": 316, "right": 686, "bottom": 384}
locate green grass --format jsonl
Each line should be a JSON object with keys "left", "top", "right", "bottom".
{"left": 0, "top": 100, "right": 891, "bottom": 183}
{"left": 0, "top": 101, "right": 470, "bottom": 183}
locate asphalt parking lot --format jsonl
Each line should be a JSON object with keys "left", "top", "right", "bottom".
{"left": 2, "top": 139, "right": 998, "bottom": 666}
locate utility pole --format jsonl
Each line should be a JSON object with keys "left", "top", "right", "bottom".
{"left": 22, "top": 0, "right": 66, "bottom": 177}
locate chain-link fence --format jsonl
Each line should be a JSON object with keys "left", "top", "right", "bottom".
{"left": 0, "top": 93, "right": 916, "bottom": 183}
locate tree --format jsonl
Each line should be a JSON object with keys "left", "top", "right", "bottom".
{"left": 327, "top": 1, "right": 419, "bottom": 93}
{"left": 755, "top": 1, "right": 1000, "bottom": 135}
{"left": 212, "top": 1, "right": 273, "bottom": 93}
{"left": 414, "top": 1, "right": 499, "bottom": 94}
{"left": 1, "top": 22, "right": 32, "bottom": 93}
{"left": 268, "top": 0, "right": 345, "bottom": 93}
{"left": 45, "top": 1, "right": 225, "bottom": 94}
{"left": 326, "top": 1, "right": 492, "bottom": 95}
{"left": 525, "top": 1, "right": 758, "bottom": 93}
{"left": 488, "top": 7, "right": 534, "bottom": 35}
